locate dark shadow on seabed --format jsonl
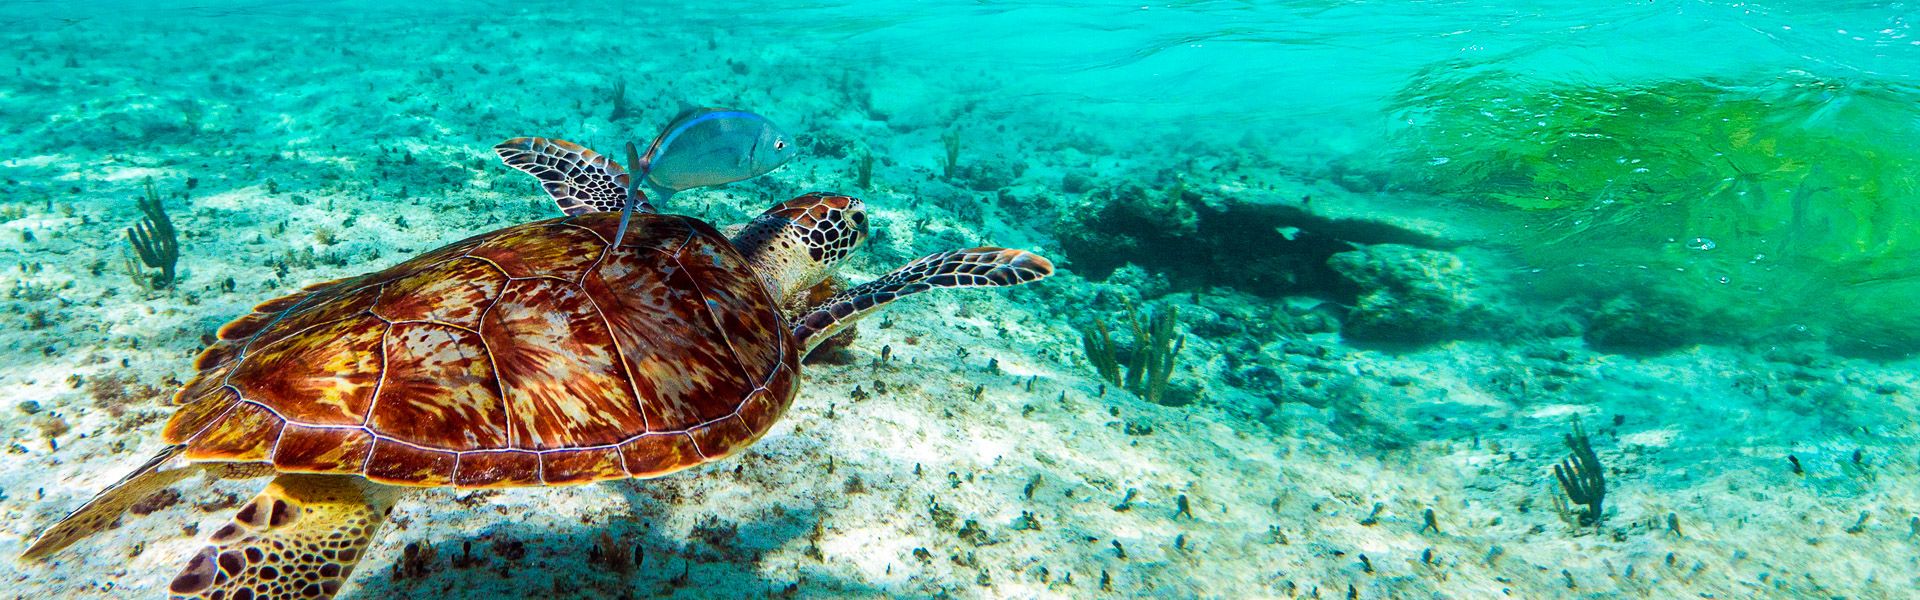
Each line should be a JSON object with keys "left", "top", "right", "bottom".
{"left": 345, "top": 475, "right": 889, "bottom": 600}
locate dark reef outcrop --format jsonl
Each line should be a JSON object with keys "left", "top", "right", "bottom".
{"left": 1056, "top": 182, "right": 1460, "bottom": 299}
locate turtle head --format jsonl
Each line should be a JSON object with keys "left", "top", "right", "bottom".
{"left": 729, "top": 192, "right": 869, "bottom": 308}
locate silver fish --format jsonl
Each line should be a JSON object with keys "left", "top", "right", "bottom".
{"left": 642, "top": 107, "right": 797, "bottom": 195}
{"left": 613, "top": 107, "right": 799, "bottom": 243}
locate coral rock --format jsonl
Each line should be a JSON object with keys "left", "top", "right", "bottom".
{"left": 1327, "top": 245, "right": 1487, "bottom": 342}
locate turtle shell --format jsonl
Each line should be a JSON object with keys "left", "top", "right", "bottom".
{"left": 161, "top": 212, "right": 799, "bottom": 488}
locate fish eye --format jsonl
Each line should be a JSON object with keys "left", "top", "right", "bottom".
{"left": 774, "top": 139, "right": 787, "bottom": 150}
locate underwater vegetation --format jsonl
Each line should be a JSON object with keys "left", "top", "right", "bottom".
{"left": 1078, "top": 302, "right": 1185, "bottom": 406}
{"left": 1391, "top": 68, "right": 1920, "bottom": 353}
{"left": 125, "top": 178, "right": 180, "bottom": 291}
{"left": 1550, "top": 419, "right": 1607, "bottom": 530}
{"left": 940, "top": 130, "right": 961, "bottom": 180}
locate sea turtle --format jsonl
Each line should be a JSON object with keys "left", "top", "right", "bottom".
{"left": 22, "top": 138, "right": 1053, "bottom": 599}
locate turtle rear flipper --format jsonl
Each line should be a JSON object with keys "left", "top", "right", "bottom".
{"left": 168, "top": 474, "right": 401, "bottom": 600}
{"left": 793, "top": 247, "right": 1053, "bottom": 354}
{"left": 494, "top": 137, "right": 653, "bottom": 216}
{"left": 21, "top": 445, "right": 196, "bottom": 560}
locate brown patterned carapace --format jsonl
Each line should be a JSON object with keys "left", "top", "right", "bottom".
{"left": 163, "top": 212, "right": 798, "bottom": 488}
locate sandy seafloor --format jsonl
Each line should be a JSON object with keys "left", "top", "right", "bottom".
{"left": 3, "top": 3, "right": 1920, "bottom": 599}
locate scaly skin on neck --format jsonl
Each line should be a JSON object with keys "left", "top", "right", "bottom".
{"left": 728, "top": 193, "right": 868, "bottom": 309}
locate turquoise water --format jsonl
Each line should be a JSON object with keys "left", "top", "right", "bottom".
{"left": 4, "top": 1, "right": 1920, "bottom": 598}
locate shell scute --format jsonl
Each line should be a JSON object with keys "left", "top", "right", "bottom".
{"left": 687, "top": 416, "right": 756, "bottom": 461}
{"left": 619, "top": 434, "right": 703, "bottom": 479}
{"left": 467, "top": 221, "right": 609, "bottom": 282}
{"left": 482, "top": 278, "right": 647, "bottom": 450}
{"left": 243, "top": 282, "right": 379, "bottom": 352}
{"left": 587, "top": 249, "right": 751, "bottom": 432}
{"left": 373, "top": 257, "right": 507, "bottom": 328}
{"left": 165, "top": 387, "right": 242, "bottom": 444}
{"left": 182, "top": 402, "right": 283, "bottom": 462}
{"left": 214, "top": 313, "right": 277, "bottom": 342}
{"left": 171, "top": 356, "right": 237, "bottom": 407}
{"left": 230, "top": 316, "right": 386, "bottom": 426}
{"left": 191, "top": 342, "right": 244, "bottom": 372}
{"left": 250, "top": 291, "right": 314, "bottom": 314}
{"left": 540, "top": 447, "right": 627, "bottom": 485}
{"left": 737, "top": 363, "right": 797, "bottom": 434}
{"left": 676, "top": 231, "right": 790, "bottom": 386}
{"left": 271, "top": 424, "right": 374, "bottom": 473}
{"left": 452, "top": 450, "right": 541, "bottom": 488}
{"left": 364, "top": 440, "right": 456, "bottom": 486}
{"left": 368, "top": 322, "right": 507, "bottom": 451}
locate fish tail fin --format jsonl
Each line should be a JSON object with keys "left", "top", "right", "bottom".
{"left": 614, "top": 142, "right": 644, "bottom": 244}
{"left": 613, "top": 205, "right": 634, "bottom": 247}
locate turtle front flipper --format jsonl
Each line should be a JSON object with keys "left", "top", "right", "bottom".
{"left": 494, "top": 137, "right": 653, "bottom": 216}
{"left": 21, "top": 444, "right": 197, "bottom": 560}
{"left": 793, "top": 247, "right": 1054, "bottom": 354}
{"left": 167, "top": 474, "right": 402, "bottom": 600}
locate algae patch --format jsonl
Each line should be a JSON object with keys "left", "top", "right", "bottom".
{"left": 1391, "top": 69, "right": 1920, "bottom": 352}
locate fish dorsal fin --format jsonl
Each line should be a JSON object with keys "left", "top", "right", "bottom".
{"left": 494, "top": 137, "right": 654, "bottom": 215}
{"left": 668, "top": 105, "right": 716, "bottom": 123}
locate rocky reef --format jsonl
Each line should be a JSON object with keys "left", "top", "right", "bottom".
{"left": 1326, "top": 244, "right": 1492, "bottom": 343}
{"left": 1056, "top": 180, "right": 1461, "bottom": 299}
